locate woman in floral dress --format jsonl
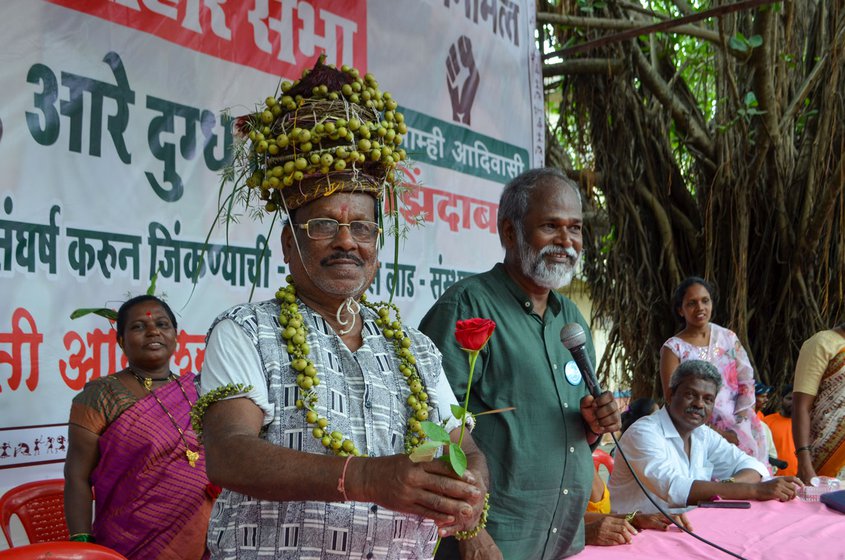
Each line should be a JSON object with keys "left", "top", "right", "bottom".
{"left": 659, "top": 277, "right": 768, "bottom": 465}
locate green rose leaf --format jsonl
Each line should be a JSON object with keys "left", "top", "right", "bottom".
{"left": 447, "top": 443, "right": 467, "bottom": 477}
{"left": 450, "top": 404, "right": 467, "bottom": 421}
{"left": 420, "top": 420, "right": 450, "bottom": 443}
{"left": 409, "top": 440, "right": 442, "bottom": 463}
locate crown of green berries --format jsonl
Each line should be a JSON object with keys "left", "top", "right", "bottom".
{"left": 237, "top": 59, "right": 408, "bottom": 213}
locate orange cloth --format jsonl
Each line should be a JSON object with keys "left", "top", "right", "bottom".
{"left": 763, "top": 413, "right": 798, "bottom": 476}
{"left": 756, "top": 410, "right": 765, "bottom": 422}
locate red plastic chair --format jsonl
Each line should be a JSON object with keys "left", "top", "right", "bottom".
{"left": 592, "top": 448, "right": 614, "bottom": 476}
{"left": 0, "top": 541, "right": 127, "bottom": 559}
{"left": 0, "top": 480, "right": 69, "bottom": 548}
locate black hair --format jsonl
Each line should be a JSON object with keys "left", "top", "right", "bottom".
{"left": 115, "top": 295, "right": 177, "bottom": 340}
{"left": 671, "top": 276, "right": 716, "bottom": 326}
{"left": 621, "top": 397, "right": 658, "bottom": 433}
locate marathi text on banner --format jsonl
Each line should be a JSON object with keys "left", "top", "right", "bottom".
{"left": 46, "top": 0, "right": 367, "bottom": 77}
{"left": 25, "top": 52, "right": 232, "bottom": 203}
{"left": 401, "top": 106, "right": 527, "bottom": 183}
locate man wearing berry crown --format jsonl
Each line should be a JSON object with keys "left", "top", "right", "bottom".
{"left": 195, "top": 61, "right": 489, "bottom": 559}
{"left": 420, "top": 167, "right": 621, "bottom": 559}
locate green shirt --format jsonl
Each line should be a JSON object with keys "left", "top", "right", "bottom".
{"left": 419, "top": 264, "right": 596, "bottom": 559}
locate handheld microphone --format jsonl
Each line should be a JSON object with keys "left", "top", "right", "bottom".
{"left": 560, "top": 322, "right": 602, "bottom": 397}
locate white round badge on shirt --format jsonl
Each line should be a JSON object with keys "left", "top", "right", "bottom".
{"left": 564, "top": 360, "right": 582, "bottom": 386}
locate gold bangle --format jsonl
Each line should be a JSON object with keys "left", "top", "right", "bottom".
{"left": 454, "top": 493, "right": 490, "bottom": 541}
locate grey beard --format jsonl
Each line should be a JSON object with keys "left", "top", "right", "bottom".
{"left": 516, "top": 233, "right": 581, "bottom": 289}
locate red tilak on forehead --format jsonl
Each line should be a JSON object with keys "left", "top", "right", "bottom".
{"left": 146, "top": 312, "right": 152, "bottom": 317}
{"left": 339, "top": 203, "right": 349, "bottom": 213}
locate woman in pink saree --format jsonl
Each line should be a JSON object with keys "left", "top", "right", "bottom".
{"left": 659, "top": 277, "right": 769, "bottom": 466}
{"left": 64, "top": 295, "right": 213, "bottom": 559}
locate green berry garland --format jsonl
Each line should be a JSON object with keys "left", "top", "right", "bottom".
{"left": 358, "top": 293, "right": 433, "bottom": 454}
{"left": 191, "top": 383, "right": 254, "bottom": 436}
{"left": 277, "top": 277, "right": 431, "bottom": 456}
{"left": 242, "top": 62, "right": 409, "bottom": 214}
{"left": 454, "top": 493, "right": 490, "bottom": 541}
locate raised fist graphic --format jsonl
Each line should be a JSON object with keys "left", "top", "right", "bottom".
{"left": 446, "top": 35, "right": 480, "bottom": 126}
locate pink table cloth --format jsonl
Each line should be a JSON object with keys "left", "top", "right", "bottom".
{"left": 578, "top": 499, "right": 845, "bottom": 560}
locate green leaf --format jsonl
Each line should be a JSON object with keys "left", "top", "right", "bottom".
{"left": 729, "top": 35, "right": 748, "bottom": 52}
{"left": 744, "top": 92, "right": 758, "bottom": 107}
{"left": 409, "top": 440, "right": 442, "bottom": 463}
{"left": 420, "top": 421, "right": 450, "bottom": 443}
{"left": 747, "top": 35, "right": 763, "bottom": 48}
{"left": 146, "top": 268, "right": 160, "bottom": 296}
{"left": 450, "top": 404, "right": 467, "bottom": 421}
{"left": 447, "top": 443, "right": 467, "bottom": 477}
{"left": 69, "top": 307, "right": 118, "bottom": 321}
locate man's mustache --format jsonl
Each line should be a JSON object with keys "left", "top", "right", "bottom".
{"left": 539, "top": 244, "right": 579, "bottom": 263}
{"left": 684, "top": 406, "right": 705, "bottom": 418}
{"left": 321, "top": 252, "right": 364, "bottom": 266}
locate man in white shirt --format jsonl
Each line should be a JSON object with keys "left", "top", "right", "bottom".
{"left": 608, "top": 360, "right": 801, "bottom": 515}
{"left": 195, "top": 60, "right": 489, "bottom": 559}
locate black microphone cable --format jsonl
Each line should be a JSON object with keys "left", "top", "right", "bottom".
{"left": 561, "top": 322, "right": 746, "bottom": 559}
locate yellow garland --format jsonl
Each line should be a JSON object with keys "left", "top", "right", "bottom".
{"left": 278, "top": 277, "right": 431, "bottom": 455}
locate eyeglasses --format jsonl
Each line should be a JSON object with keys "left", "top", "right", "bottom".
{"left": 296, "top": 218, "right": 382, "bottom": 242}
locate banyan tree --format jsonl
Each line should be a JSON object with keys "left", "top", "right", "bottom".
{"left": 539, "top": 0, "right": 845, "bottom": 399}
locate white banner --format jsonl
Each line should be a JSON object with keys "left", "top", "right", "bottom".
{"left": 0, "top": 0, "right": 542, "bottom": 490}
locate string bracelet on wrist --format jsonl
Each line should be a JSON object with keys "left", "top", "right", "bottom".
{"left": 795, "top": 445, "right": 812, "bottom": 455}
{"left": 624, "top": 510, "right": 638, "bottom": 525}
{"left": 337, "top": 455, "right": 354, "bottom": 502}
{"left": 69, "top": 532, "right": 95, "bottom": 543}
{"left": 454, "top": 493, "right": 490, "bottom": 541}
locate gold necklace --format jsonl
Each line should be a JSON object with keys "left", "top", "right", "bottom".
{"left": 130, "top": 369, "right": 200, "bottom": 467}
{"left": 129, "top": 368, "right": 170, "bottom": 391}
{"left": 277, "top": 278, "right": 430, "bottom": 456}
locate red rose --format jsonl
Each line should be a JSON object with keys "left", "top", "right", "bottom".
{"left": 454, "top": 318, "right": 496, "bottom": 351}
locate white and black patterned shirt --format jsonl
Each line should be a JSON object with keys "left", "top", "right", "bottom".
{"left": 201, "top": 300, "right": 459, "bottom": 559}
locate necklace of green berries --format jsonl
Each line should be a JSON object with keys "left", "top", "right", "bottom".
{"left": 276, "top": 278, "right": 432, "bottom": 456}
